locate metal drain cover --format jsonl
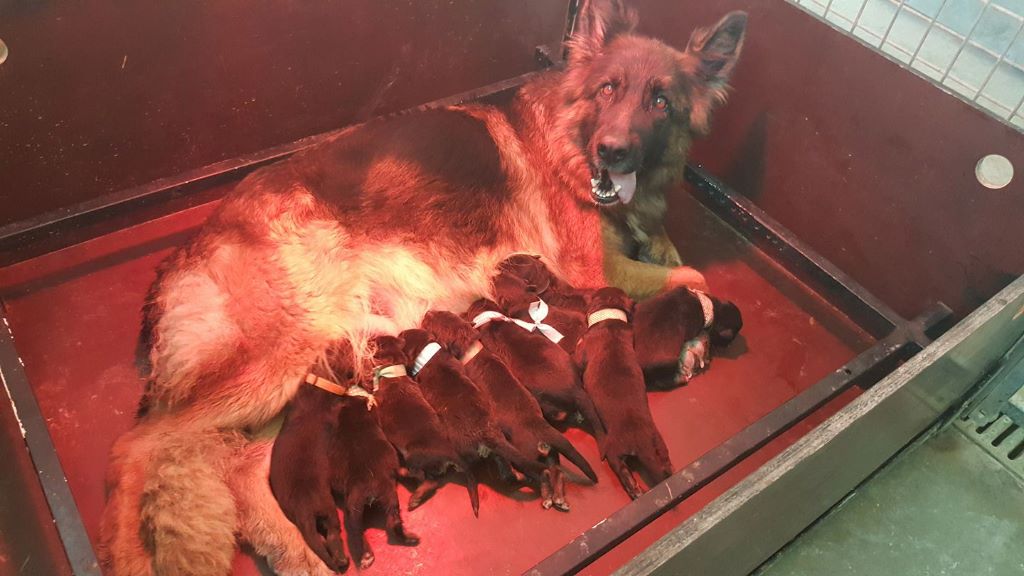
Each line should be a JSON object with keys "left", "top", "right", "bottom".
{"left": 955, "top": 414, "right": 1024, "bottom": 482}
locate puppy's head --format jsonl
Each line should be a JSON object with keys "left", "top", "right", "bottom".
{"left": 398, "top": 329, "right": 433, "bottom": 367}
{"left": 709, "top": 298, "right": 743, "bottom": 347}
{"left": 422, "top": 310, "right": 479, "bottom": 359}
{"left": 497, "top": 254, "right": 556, "bottom": 294}
{"left": 587, "top": 286, "right": 634, "bottom": 317}
{"left": 465, "top": 297, "right": 503, "bottom": 321}
{"left": 491, "top": 270, "right": 536, "bottom": 312}
{"left": 371, "top": 335, "right": 408, "bottom": 368}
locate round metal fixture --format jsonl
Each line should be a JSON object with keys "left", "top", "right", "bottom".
{"left": 976, "top": 154, "right": 1014, "bottom": 190}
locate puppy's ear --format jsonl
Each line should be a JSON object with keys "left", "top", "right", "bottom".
{"left": 680, "top": 11, "right": 747, "bottom": 134}
{"left": 568, "top": 0, "right": 639, "bottom": 64}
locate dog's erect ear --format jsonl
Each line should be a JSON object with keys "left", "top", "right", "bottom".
{"left": 681, "top": 11, "right": 748, "bottom": 134}
{"left": 568, "top": 0, "right": 639, "bottom": 63}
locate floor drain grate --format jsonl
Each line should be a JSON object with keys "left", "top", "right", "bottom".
{"left": 955, "top": 414, "right": 1024, "bottom": 482}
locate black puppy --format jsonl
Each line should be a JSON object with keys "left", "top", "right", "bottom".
{"left": 466, "top": 296, "right": 606, "bottom": 445}
{"left": 421, "top": 310, "right": 597, "bottom": 511}
{"left": 330, "top": 356, "right": 419, "bottom": 569}
{"left": 633, "top": 286, "right": 743, "bottom": 388}
{"left": 577, "top": 287, "right": 673, "bottom": 499}
{"left": 400, "top": 328, "right": 547, "bottom": 491}
{"left": 370, "top": 335, "right": 480, "bottom": 516}
{"left": 270, "top": 343, "right": 352, "bottom": 573}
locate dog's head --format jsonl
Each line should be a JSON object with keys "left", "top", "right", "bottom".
{"left": 562, "top": 1, "right": 747, "bottom": 206}
{"left": 421, "top": 310, "right": 480, "bottom": 359}
{"left": 497, "top": 254, "right": 555, "bottom": 293}
{"left": 709, "top": 298, "right": 743, "bottom": 347}
{"left": 587, "top": 286, "right": 634, "bottom": 317}
{"left": 371, "top": 335, "right": 408, "bottom": 368}
{"left": 465, "top": 297, "right": 503, "bottom": 321}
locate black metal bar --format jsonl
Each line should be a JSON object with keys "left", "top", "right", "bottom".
{"left": 0, "top": 71, "right": 544, "bottom": 268}
{"left": 684, "top": 165, "right": 909, "bottom": 342}
{"left": 525, "top": 306, "right": 951, "bottom": 576}
{"left": 0, "top": 308, "right": 101, "bottom": 575}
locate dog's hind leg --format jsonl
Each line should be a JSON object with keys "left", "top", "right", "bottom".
{"left": 407, "top": 478, "right": 441, "bottom": 511}
{"left": 343, "top": 498, "right": 374, "bottom": 570}
{"left": 231, "top": 438, "right": 345, "bottom": 575}
{"left": 487, "top": 434, "right": 548, "bottom": 483}
{"left": 608, "top": 453, "right": 643, "bottom": 500}
{"left": 543, "top": 429, "right": 598, "bottom": 483}
{"left": 381, "top": 486, "right": 420, "bottom": 546}
{"left": 636, "top": 434, "right": 674, "bottom": 487}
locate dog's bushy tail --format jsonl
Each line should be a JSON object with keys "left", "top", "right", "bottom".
{"left": 101, "top": 417, "right": 242, "bottom": 576}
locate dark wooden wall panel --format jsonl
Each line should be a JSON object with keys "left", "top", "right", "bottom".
{"left": 636, "top": 0, "right": 1024, "bottom": 320}
{"left": 0, "top": 0, "right": 568, "bottom": 226}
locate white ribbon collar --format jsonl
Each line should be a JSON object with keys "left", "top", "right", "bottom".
{"left": 471, "top": 301, "right": 564, "bottom": 344}
{"left": 410, "top": 342, "right": 443, "bottom": 377}
{"left": 305, "top": 373, "right": 378, "bottom": 410}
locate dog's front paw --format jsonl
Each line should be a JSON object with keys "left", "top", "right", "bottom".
{"left": 665, "top": 266, "right": 708, "bottom": 292}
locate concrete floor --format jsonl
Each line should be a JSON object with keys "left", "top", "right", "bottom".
{"left": 755, "top": 424, "right": 1024, "bottom": 576}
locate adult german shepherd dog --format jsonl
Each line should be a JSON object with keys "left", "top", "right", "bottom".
{"left": 98, "top": 2, "right": 746, "bottom": 574}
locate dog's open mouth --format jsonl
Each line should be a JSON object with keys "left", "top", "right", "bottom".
{"left": 590, "top": 170, "right": 637, "bottom": 205}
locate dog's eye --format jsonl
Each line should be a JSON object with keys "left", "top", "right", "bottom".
{"left": 653, "top": 95, "right": 669, "bottom": 111}
{"left": 599, "top": 83, "right": 615, "bottom": 97}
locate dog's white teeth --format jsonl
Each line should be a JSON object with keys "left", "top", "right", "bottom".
{"left": 590, "top": 178, "right": 601, "bottom": 187}
{"left": 613, "top": 184, "right": 622, "bottom": 193}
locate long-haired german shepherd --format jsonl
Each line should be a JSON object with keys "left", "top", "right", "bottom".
{"left": 99, "top": 2, "right": 746, "bottom": 573}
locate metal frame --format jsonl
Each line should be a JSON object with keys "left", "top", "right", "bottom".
{"left": 0, "top": 80, "right": 956, "bottom": 576}
{"left": 0, "top": 314, "right": 100, "bottom": 575}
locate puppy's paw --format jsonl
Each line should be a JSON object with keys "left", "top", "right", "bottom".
{"left": 676, "top": 334, "right": 711, "bottom": 384}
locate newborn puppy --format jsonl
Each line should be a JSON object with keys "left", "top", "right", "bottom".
{"left": 330, "top": 358, "right": 419, "bottom": 569}
{"left": 400, "top": 328, "right": 547, "bottom": 489}
{"left": 633, "top": 287, "right": 743, "bottom": 388}
{"left": 466, "top": 297, "right": 605, "bottom": 445}
{"left": 496, "top": 254, "right": 589, "bottom": 312}
{"left": 421, "top": 310, "right": 597, "bottom": 512}
{"left": 370, "top": 335, "right": 479, "bottom": 516}
{"left": 577, "top": 287, "right": 674, "bottom": 499}
{"left": 270, "top": 343, "right": 352, "bottom": 573}
{"left": 492, "top": 269, "right": 587, "bottom": 355}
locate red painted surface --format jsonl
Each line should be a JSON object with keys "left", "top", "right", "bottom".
{"left": 0, "top": 185, "right": 869, "bottom": 574}
{"left": 0, "top": 0, "right": 568, "bottom": 227}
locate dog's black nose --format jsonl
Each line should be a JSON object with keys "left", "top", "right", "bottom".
{"left": 597, "top": 139, "right": 631, "bottom": 165}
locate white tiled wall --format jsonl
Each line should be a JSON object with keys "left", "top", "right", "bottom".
{"left": 791, "top": 0, "right": 1024, "bottom": 131}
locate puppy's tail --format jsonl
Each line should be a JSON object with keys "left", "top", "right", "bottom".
{"left": 488, "top": 434, "right": 548, "bottom": 484}
{"left": 543, "top": 431, "right": 598, "bottom": 483}
{"left": 464, "top": 469, "right": 480, "bottom": 518}
{"left": 573, "top": 388, "right": 607, "bottom": 446}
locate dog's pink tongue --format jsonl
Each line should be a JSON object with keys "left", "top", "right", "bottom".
{"left": 610, "top": 171, "right": 637, "bottom": 204}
